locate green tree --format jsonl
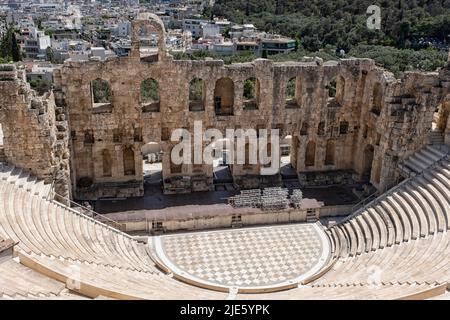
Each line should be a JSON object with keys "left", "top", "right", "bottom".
{"left": 11, "top": 32, "right": 20, "bottom": 62}
{"left": 29, "top": 78, "right": 51, "bottom": 96}
{"left": 243, "top": 78, "right": 256, "bottom": 99}
{"left": 0, "top": 27, "right": 21, "bottom": 62}
{"left": 46, "top": 46, "right": 54, "bottom": 63}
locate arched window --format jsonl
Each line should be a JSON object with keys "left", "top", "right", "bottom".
{"left": 189, "top": 78, "right": 205, "bottom": 111}
{"left": 84, "top": 130, "right": 94, "bottom": 144}
{"left": 305, "top": 141, "right": 316, "bottom": 167}
{"left": 371, "top": 82, "right": 382, "bottom": 116}
{"left": 214, "top": 78, "right": 234, "bottom": 116}
{"left": 300, "top": 122, "right": 309, "bottom": 136}
{"left": 325, "top": 139, "right": 335, "bottom": 165}
{"left": 123, "top": 146, "right": 135, "bottom": 176}
{"left": 286, "top": 77, "right": 301, "bottom": 108}
{"left": 339, "top": 121, "right": 349, "bottom": 135}
{"left": 243, "top": 77, "right": 259, "bottom": 110}
{"left": 326, "top": 77, "right": 336, "bottom": 98}
{"left": 91, "top": 78, "right": 111, "bottom": 107}
{"left": 102, "top": 149, "right": 112, "bottom": 177}
{"left": 317, "top": 122, "right": 325, "bottom": 136}
{"left": 141, "top": 78, "right": 160, "bottom": 112}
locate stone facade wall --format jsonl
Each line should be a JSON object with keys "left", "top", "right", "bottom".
{"left": 0, "top": 65, "right": 71, "bottom": 198}
{"left": 50, "top": 14, "right": 450, "bottom": 200}
{"left": 1, "top": 15, "right": 448, "bottom": 201}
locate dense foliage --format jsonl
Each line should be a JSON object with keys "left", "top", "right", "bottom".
{"left": 0, "top": 26, "right": 21, "bottom": 62}
{"left": 210, "top": 0, "right": 450, "bottom": 51}
{"left": 172, "top": 44, "right": 447, "bottom": 77}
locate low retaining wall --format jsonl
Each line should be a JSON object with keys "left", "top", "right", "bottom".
{"left": 110, "top": 204, "right": 354, "bottom": 234}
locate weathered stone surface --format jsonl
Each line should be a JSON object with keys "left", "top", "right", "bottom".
{"left": 1, "top": 14, "right": 449, "bottom": 201}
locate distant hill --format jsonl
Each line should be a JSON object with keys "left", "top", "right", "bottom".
{"left": 210, "top": 0, "right": 450, "bottom": 51}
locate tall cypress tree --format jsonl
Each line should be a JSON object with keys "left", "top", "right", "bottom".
{"left": 11, "top": 31, "right": 21, "bottom": 62}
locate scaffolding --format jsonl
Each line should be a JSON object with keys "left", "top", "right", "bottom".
{"left": 229, "top": 187, "right": 303, "bottom": 211}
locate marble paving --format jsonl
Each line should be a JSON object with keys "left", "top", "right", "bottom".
{"left": 154, "top": 223, "right": 330, "bottom": 290}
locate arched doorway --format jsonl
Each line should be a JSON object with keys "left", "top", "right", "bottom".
{"left": 123, "top": 146, "right": 136, "bottom": 176}
{"left": 212, "top": 137, "right": 233, "bottom": 191}
{"left": 142, "top": 142, "right": 163, "bottom": 192}
{"left": 102, "top": 149, "right": 112, "bottom": 177}
{"left": 325, "top": 139, "right": 335, "bottom": 166}
{"left": 363, "top": 144, "right": 374, "bottom": 179}
{"left": 305, "top": 141, "right": 316, "bottom": 167}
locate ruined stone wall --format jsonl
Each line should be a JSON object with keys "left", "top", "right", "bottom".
{"left": 0, "top": 65, "right": 71, "bottom": 198}
{"left": 52, "top": 14, "right": 449, "bottom": 200}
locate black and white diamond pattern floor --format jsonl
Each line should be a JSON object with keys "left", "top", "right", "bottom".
{"left": 154, "top": 223, "right": 331, "bottom": 291}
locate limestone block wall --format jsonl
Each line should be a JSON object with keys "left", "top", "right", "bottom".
{"left": 51, "top": 15, "right": 449, "bottom": 200}
{"left": 0, "top": 65, "right": 71, "bottom": 198}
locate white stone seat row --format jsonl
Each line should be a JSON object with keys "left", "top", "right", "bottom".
{"left": 237, "top": 282, "right": 441, "bottom": 300}
{"left": 0, "top": 170, "right": 159, "bottom": 273}
{"left": 311, "top": 233, "right": 450, "bottom": 287}
{"left": 0, "top": 164, "right": 50, "bottom": 199}
{"left": 399, "top": 145, "right": 449, "bottom": 175}
{"left": 0, "top": 258, "right": 66, "bottom": 298}
{"left": 19, "top": 252, "right": 227, "bottom": 300}
{"left": 329, "top": 160, "right": 450, "bottom": 260}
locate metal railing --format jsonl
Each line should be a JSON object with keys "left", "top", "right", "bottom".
{"left": 334, "top": 150, "right": 450, "bottom": 228}
{"left": 46, "top": 187, "right": 132, "bottom": 239}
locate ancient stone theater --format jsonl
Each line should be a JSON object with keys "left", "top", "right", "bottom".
{"left": 0, "top": 13, "right": 450, "bottom": 299}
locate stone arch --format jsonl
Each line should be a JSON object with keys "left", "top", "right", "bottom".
{"left": 102, "top": 149, "right": 112, "bottom": 177}
{"left": 286, "top": 77, "right": 301, "bottom": 108}
{"left": 91, "top": 78, "right": 111, "bottom": 106}
{"left": 131, "top": 13, "right": 167, "bottom": 61}
{"left": 371, "top": 82, "right": 382, "bottom": 115}
{"left": 317, "top": 121, "right": 325, "bottom": 136}
{"left": 325, "top": 139, "right": 335, "bottom": 165}
{"left": 214, "top": 77, "right": 234, "bottom": 116}
{"left": 243, "top": 77, "right": 260, "bottom": 110}
{"left": 141, "top": 78, "right": 160, "bottom": 112}
{"left": 123, "top": 146, "right": 136, "bottom": 176}
{"left": 305, "top": 141, "right": 316, "bottom": 167}
{"left": 363, "top": 144, "right": 374, "bottom": 179}
{"left": 189, "top": 77, "right": 205, "bottom": 111}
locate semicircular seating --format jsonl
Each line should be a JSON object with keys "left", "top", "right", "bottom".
{"left": 0, "top": 142, "right": 450, "bottom": 300}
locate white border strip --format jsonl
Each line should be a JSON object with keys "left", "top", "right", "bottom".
{"left": 154, "top": 223, "right": 331, "bottom": 293}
